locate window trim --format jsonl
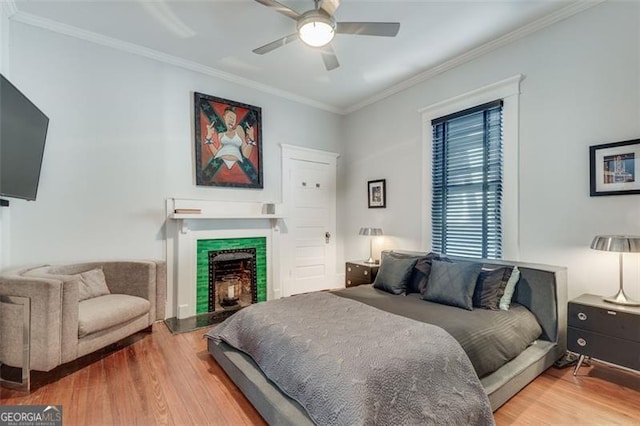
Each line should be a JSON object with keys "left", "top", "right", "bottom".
{"left": 420, "top": 74, "right": 523, "bottom": 260}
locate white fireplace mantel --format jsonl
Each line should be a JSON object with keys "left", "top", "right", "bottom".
{"left": 167, "top": 198, "right": 285, "bottom": 219}
{"left": 165, "top": 198, "right": 284, "bottom": 319}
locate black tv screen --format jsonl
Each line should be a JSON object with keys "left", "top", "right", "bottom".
{"left": 0, "top": 74, "right": 49, "bottom": 201}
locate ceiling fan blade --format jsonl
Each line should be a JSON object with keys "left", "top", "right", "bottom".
{"left": 254, "top": 0, "right": 300, "bottom": 20}
{"left": 319, "top": 44, "right": 340, "bottom": 71}
{"left": 252, "top": 33, "right": 299, "bottom": 55}
{"left": 320, "top": 0, "right": 341, "bottom": 16}
{"left": 336, "top": 22, "right": 400, "bottom": 37}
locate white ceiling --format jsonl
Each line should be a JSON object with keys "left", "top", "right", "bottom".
{"left": 12, "top": 0, "right": 586, "bottom": 113}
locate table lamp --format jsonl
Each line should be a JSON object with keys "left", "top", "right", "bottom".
{"left": 591, "top": 235, "right": 640, "bottom": 306}
{"left": 359, "top": 227, "right": 383, "bottom": 264}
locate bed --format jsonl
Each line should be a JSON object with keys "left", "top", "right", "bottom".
{"left": 206, "top": 252, "right": 567, "bottom": 425}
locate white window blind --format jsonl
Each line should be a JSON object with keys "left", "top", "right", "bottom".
{"left": 431, "top": 100, "right": 503, "bottom": 259}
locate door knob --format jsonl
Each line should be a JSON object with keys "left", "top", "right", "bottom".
{"left": 325, "top": 232, "right": 331, "bottom": 243}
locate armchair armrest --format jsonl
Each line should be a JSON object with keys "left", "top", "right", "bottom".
{"left": 0, "top": 275, "right": 63, "bottom": 371}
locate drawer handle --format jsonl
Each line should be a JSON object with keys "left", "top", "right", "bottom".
{"left": 347, "top": 267, "right": 351, "bottom": 272}
{"left": 577, "top": 338, "right": 587, "bottom": 347}
{"left": 347, "top": 280, "right": 351, "bottom": 285}
{"left": 578, "top": 312, "right": 587, "bottom": 321}
{"left": 364, "top": 271, "right": 368, "bottom": 275}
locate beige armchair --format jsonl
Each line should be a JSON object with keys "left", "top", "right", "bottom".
{"left": 0, "top": 260, "right": 165, "bottom": 390}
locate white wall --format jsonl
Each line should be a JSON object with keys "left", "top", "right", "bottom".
{"left": 6, "top": 22, "right": 343, "bottom": 267}
{"left": 0, "top": 4, "right": 11, "bottom": 270}
{"left": 341, "top": 1, "right": 640, "bottom": 301}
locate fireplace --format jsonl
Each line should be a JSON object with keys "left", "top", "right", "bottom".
{"left": 196, "top": 237, "right": 267, "bottom": 315}
{"left": 208, "top": 249, "right": 257, "bottom": 314}
{"left": 166, "top": 198, "right": 282, "bottom": 322}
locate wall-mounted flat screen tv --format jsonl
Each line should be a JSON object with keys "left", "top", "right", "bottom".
{"left": 1, "top": 73, "right": 49, "bottom": 201}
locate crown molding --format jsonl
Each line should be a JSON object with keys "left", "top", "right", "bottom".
{"left": 8, "top": 0, "right": 606, "bottom": 117}
{"left": 344, "top": 0, "right": 607, "bottom": 114}
{"left": 1, "top": 0, "right": 18, "bottom": 17}
{"left": 9, "top": 11, "right": 345, "bottom": 115}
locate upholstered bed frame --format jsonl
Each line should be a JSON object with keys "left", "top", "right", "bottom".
{"left": 208, "top": 255, "right": 568, "bottom": 425}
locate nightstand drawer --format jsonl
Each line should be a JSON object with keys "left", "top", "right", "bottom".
{"left": 346, "top": 278, "right": 371, "bottom": 288}
{"left": 345, "top": 262, "right": 379, "bottom": 287}
{"left": 568, "top": 327, "right": 640, "bottom": 370}
{"left": 346, "top": 265, "right": 374, "bottom": 279}
{"left": 568, "top": 302, "right": 640, "bottom": 342}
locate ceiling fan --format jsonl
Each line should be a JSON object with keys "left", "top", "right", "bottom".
{"left": 252, "top": 0, "right": 400, "bottom": 71}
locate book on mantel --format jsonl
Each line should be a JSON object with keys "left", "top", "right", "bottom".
{"left": 174, "top": 208, "right": 202, "bottom": 214}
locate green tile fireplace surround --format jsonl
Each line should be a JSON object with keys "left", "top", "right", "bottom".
{"left": 165, "top": 236, "right": 268, "bottom": 333}
{"left": 165, "top": 198, "right": 284, "bottom": 328}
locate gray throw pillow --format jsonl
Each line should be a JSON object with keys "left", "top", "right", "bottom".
{"left": 379, "top": 251, "right": 434, "bottom": 294}
{"left": 408, "top": 252, "right": 437, "bottom": 294}
{"left": 74, "top": 267, "right": 111, "bottom": 302}
{"left": 373, "top": 252, "right": 419, "bottom": 295}
{"left": 423, "top": 260, "right": 481, "bottom": 310}
{"left": 473, "top": 266, "right": 512, "bottom": 310}
{"left": 415, "top": 254, "right": 452, "bottom": 295}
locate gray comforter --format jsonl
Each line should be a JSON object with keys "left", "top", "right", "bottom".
{"left": 334, "top": 285, "right": 542, "bottom": 378}
{"left": 207, "top": 292, "right": 495, "bottom": 425}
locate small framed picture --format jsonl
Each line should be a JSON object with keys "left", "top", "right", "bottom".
{"left": 590, "top": 139, "right": 640, "bottom": 196}
{"left": 368, "top": 179, "right": 386, "bottom": 208}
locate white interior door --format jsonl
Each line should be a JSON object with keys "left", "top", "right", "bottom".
{"left": 281, "top": 145, "right": 338, "bottom": 297}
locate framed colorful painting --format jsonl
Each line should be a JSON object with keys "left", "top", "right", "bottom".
{"left": 194, "top": 92, "right": 263, "bottom": 188}
{"left": 590, "top": 139, "right": 640, "bottom": 196}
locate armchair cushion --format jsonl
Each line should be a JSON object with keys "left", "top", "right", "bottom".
{"left": 78, "top": 294, "right": 151, "bottom": 338}
{"left": 74, "top": 268, "right": 111, "bottom": 302}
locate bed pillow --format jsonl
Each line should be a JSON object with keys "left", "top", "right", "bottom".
{"left": 379, "top": 251, "right": 426, "bottom": 293}
{"left": 73, "top": 267, "right": 111, "bottom": 302}
{"left": 499, "top": 266, "right": 520, "bottom": 310}
{"left": 473, "top": 266, "right": 512, "bottom": 310}
{"left": 373, "top": 252, "right": 419, "bottom": 295}
{"left": 411, "top": 254, "right": 453, "bottom": 295}
{"left": 423, "top": 260, "right": 481, "bottom": 310}
{"left": 407, "top": 252, "right": 441, "bottom": 294}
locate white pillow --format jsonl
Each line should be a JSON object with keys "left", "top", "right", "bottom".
{"left": 499, "top": 266, "right": 520, "bottom": 310}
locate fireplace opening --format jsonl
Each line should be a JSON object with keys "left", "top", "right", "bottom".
{"left": 208, "top": 249, "right": 257, "bottom": 314}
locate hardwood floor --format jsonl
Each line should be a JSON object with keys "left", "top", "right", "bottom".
{"left": 2, "top": 323, "right": 639, "bottom": 425}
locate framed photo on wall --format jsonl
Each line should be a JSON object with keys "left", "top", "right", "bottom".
{"left": 194, "top": 92, "right": 263, "bottom": 189}
{"left": 590, "top": 139, "right": 640, "bottom": 196}
{"left": 368, "top": 179, "right": 386, "bottom": 208}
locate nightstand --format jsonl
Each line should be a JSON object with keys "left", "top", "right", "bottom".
{"left": 345, "top": 261, "right": 379, "bottom": 288}
{"left": 568, "top": 294, "right": 640, "bottom": 375}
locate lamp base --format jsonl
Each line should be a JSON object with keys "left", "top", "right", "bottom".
{"left": 364, "top": 257, "right": 377, "bottom": 265}
{"left": 603, "top": 288, "right": 640, "bottom": 307}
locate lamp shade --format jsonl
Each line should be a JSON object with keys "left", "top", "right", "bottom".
{"left": 591, "top": 235, "right": 640, "bottom": 253}
{"left": 359, "top": 227, "right": 383, "bottom": 236}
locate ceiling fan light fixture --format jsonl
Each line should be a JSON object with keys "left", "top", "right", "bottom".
{"left": 297, "top": 11, "right": 336, "bottom": 47}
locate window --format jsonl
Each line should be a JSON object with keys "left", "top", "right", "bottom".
{"left": 431, "top": 100, "right": 503, "bottom": 259}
